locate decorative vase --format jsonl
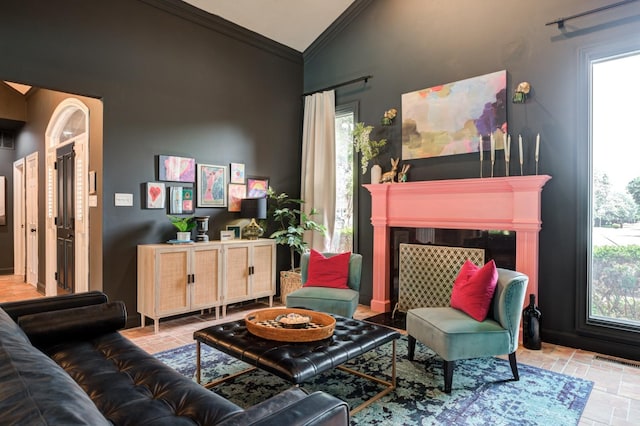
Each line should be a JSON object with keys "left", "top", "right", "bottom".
{"left": 371, "top": 164, "right": 382, "bottom": 184}
{"left": 522, "top": 294, "right": 542, "bottom": 350}
{"left": 176, "top": 231, "right": 191, "bottom": 241}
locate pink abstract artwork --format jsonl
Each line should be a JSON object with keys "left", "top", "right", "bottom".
{"left": 401, "top": 70, "right": 507, "bottom": 159}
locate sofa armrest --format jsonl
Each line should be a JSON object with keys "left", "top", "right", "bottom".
{"left": 17, "top": 301, "right": 126, "bottom": 349}
{"left": 0, "top": 291, "right": 108, "bottom": 322}
{"left": 219, "top": 388, "right": 349, "bottom": 426}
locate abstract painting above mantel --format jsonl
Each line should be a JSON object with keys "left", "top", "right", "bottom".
{"left": 401, "top": 70, "right": 507, "bottom": 160}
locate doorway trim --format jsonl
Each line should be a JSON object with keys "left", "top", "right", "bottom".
{"left": 13, "top": 158, "right": 25, "bottom": 279}
{"left": 45, "top": 98, "right": 90, "bottom": 296}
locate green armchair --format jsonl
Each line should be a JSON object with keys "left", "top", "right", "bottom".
{"left": 285, "top": 252, "right": 362, "bottom": 318}
{"left": 406, "top": 268, "right": 528, "bottom": 393}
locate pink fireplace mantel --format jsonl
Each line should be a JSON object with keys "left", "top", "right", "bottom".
{"left": 364, "top": 175, "right": 552, "bottom": 313}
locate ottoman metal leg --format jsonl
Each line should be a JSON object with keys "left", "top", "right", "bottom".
{"left": 337, "top": 339, "right": 397, "bottom": 415}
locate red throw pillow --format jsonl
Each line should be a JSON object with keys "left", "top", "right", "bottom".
{"left": 450, "top": 259, "right": 498, "bottom": 321}
{"left": 303, "top": 250, "right": 351, "bottom": 289}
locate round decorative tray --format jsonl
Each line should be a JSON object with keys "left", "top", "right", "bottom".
{"left": 244, "top": 308, "right": 336, "bottom": 342}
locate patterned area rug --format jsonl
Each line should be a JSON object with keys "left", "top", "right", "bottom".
{"left": 155, "top": 336, "right": 593, "bottom": 426}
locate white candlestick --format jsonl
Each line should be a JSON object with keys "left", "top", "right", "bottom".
{"left": 535, "top": 133, "right": 540, "bottom": 175}
{"left": 519, "top": 135, "right": 523, "bottom": 164}
{"left": 519, "top": 134, "right": 523, "bottom": 175}
{"left": 505, "top": 134, "right": 510, "bottom": 176}
{"left": 490, "top": 134, "right": 495, "bottom": 162}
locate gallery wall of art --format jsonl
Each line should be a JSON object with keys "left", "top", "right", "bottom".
{"left": 1, "top": 0, "right": 303, "bottom": 321}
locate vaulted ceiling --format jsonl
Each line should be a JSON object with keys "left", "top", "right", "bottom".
{"left": 3, "top": 1, "right": 357, "bottom": 95}
{"left": 181, "top": 0, "right": 356, "bottom": 52}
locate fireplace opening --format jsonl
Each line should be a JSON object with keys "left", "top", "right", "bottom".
{"left": 390, "top": 227, "right": 516, "bottom": 310}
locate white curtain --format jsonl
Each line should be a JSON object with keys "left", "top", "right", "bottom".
{"left": 301, "top": 90, "right": 336, "bottom": 252}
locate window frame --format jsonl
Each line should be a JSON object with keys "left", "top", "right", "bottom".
{"left": 335, "top": 101, "right": 359, "bottom": 254}
{"left": 576, "top": 38, "right": 640, "bottom": 341}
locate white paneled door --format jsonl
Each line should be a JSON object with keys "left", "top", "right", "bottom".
{"left": 25, "top": 152, "right": 38, "bottom": 287}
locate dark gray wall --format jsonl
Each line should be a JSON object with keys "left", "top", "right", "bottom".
{"left": 0, "top": 84, "right": 26, "bottom": 273}
{"left": 1, "top": 0, "right": 303, "bottom": 321}
{"left": 304, "top": 0, "right": 640, "bottom": 359}
{"left": 0, "top": 148, "right": 13, "bottom": 274}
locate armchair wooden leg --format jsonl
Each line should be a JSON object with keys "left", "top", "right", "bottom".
{"left": 407, "top": 335, "right": 416, "bottom": 361}
{"left": 443, "top": 360, "right": 454, "bottom": 393}
{"left": 508, "top": 352, "right": 519, "bottom": 381}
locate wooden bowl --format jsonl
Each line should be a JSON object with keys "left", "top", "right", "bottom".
{"left": 244, "top": 308, "right": 335, "bottom": 342}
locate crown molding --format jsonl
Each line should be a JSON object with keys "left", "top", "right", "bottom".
{"left": 303, "top": 0, "right": 373, "bottom": 64}
{"left": 138, "top": 0, "right": 302, "bottom": 65}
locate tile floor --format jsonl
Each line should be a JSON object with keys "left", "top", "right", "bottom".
{"left": 1, "top": 275, "right": 639, "bottom": 425}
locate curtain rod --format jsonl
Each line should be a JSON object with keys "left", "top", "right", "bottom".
{"left": 303, "top": 75, "right": 373, "bottom": 97}
{"left": 546, "top": 0, "right": 638, "bottom": 28}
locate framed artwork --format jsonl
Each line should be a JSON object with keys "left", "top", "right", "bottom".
{"left": 226, "top": 225, "right": 241, "bottom": 239}
{"left": 230, "top": 162, "right": 245, "bottom": 184}
{"left": 197, "top": 163, "right": 227, "bottom": 207}
{"left": 401, "top": 70, "right": 507, "bottom": 159}
{"left": 220, "top": 230, "right": 235, "bottom": 241}
{"left": 228, "top": 183, "right": 246, "bottom": 212}
{"left": 146, "top": 182, "right": 165, "bottom": 209}
{"left": 159, "top": 155, "right": 196, "bottom": 182}
{"left": 246, "top": 176, "right": 269, "bottom": 198}
{"left": 169, "top": 186, "right": 183, "bottom": 214}
{"left": 182, "top": 187, "right": 194, "bottom": 213}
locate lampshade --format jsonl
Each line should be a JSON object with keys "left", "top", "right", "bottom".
{"left": 240, "top": 197, "right": 267, "bottom": 220}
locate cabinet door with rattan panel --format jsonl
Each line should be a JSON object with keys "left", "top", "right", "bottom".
{"left": 251, "top": 242, "right": 275, "bottom": 297}
{"left": 190, "top": 244, "right": 221, "bottom": 309}
{"left": 156, "top": 249, "right": 189, "bottom": 314}
{"left": 139, "top": 244, "right": 191, "bottom": 333}
{"left": 224, "top": 245, "right": 250, "bottom": 303}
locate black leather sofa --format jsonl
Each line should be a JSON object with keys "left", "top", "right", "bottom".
{"left": 0, "top": 291, "right": 349, "bottom": 425}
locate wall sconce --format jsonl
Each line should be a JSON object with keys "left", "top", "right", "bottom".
{"left": 512, "top": 82, "right": 531, "bottom": 103}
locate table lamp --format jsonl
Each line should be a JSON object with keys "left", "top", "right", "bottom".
{"left": 240, "top": 197, "right": 267, "bottom": 240}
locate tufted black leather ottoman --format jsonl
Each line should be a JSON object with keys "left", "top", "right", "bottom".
{"left": 194, "top": 313, "right": 401, "bottom": 414}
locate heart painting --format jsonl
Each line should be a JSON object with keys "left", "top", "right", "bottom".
{"left": 149, "top": 186, "right": 161, "bottom": 201}
{"left": 147, "top": 182, "right": 165, "bottom": 209}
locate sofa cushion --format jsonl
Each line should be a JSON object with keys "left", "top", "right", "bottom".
{"left": 45, "top": 332, "right": 244, "bottom": 425}
{"left": 18, "top": 301, "right": 126, "bottom": 349}
{"left": 304, "top": 250, "right": 351, "bottom": 289}
{"left": 0, "top": 308, "right": 110, "bottom": 425}
{"left": 0, "top": 291, "right": 108, "bottom": 322}
{"left": 286, "top": 287, "right": 359, "bottom": 318}
{"left": 406, "top": 307, "right": 510, "bottom": 361}
{"left": 450, "top": 259, "right": 498, "bottom": 321}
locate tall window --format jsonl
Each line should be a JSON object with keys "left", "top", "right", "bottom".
{"left": 330, "top": 105, "right": 356, "bottom": 252}
{"left": 589, "top": 51, "right": 640, "bottom": 328}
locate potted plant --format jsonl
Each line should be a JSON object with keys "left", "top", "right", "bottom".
{"left": 352, "top": 122, "right": 387, "bottom": 182}
{"left": 267, "top": 188, "right": 327, "bottom": 302}
{"left": 167, "top": 215, "right": 196, "bottom": 241}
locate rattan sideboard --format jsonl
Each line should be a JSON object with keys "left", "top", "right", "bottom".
{"left": 137, "top": 239, "right": 275, "bottom": 333}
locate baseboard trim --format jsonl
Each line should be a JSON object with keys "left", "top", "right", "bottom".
{"left": 543, "top": 329, "right": 640, "bottom": 361}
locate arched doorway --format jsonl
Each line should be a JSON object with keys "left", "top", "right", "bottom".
{"left": 45, "top": 98, "right": 89, "bottom": 296}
